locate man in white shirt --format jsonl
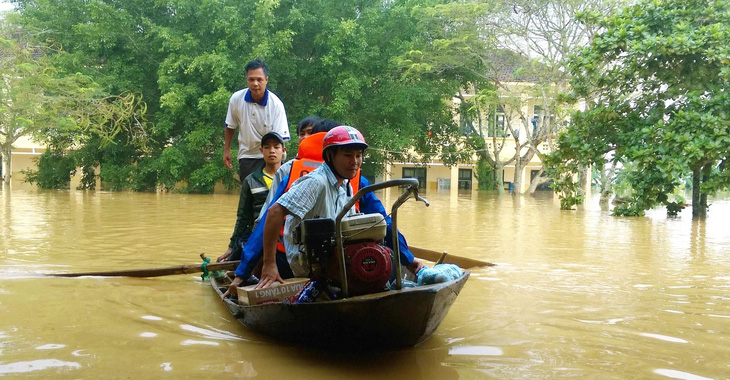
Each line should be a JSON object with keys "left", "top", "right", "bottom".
{"left": 223, "top": 59, "right": 290, "bottom": 180}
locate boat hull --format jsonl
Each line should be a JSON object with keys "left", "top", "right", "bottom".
{"left": 211, "top": 271, "right": 470, "bottom": 349}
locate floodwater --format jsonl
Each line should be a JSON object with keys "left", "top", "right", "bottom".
{"left": 1, "top": 183, "right": 729, "bottom": 379}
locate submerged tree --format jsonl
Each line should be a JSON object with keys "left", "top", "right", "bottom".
{"left": 0, "top": 28, "right": 46, "bottom": 184}
{"left": 401, "top": 0, "right": 615, "bottom": 194}
{"left": 554, "top": 0, "right": 730, "bottom": 217}
{"left": 0, "top": 23, "right": 146, "bottom": 185}
{"left": 401, "top": 1, "right": 512, "bottom": 193}
{"left": 12, "top": 0, "right": 461, "bottom": 192}
{"left": 497, "top": 0, "right": 607, "bottom": 194}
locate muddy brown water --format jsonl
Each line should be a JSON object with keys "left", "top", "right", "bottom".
{"left": 1, "top": 184, "right": 729, "bottom": 379}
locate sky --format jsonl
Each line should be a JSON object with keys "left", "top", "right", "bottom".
{"left": 0, "top": 1, "right": 12, "bottom": 12}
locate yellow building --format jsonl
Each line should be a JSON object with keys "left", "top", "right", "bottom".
{"left": 383, "top": 159, "right": 478, "bottom": 193}
{"left": 1, "top": 136, "right": 45, "bottom": 184}
{"left": 383, "top": 51, "right": 581, "bottom": 194}
{"left": 385, "top": 92, "right": 560, "bottom": 194}
{"left": 3, "top": 137, "right": 102, "bottom": 189}
{"left": 384, "top": 141, "right": 553, "bottom": 194}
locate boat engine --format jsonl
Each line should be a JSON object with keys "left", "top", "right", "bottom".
{"left": 299, "top": 214, "right": 392, "bottom": 296}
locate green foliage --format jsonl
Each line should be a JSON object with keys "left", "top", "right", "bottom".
{"left": 554, "top": 0, "right": 730, "bottom": 217}
{"left": 0, "top": 20, "right": 149, "bottom": 186}
{"left": 612, "top": 201, "right": 645, "bottom": 217}
{"left": 73, "top": 139, "right": 103, "bottom": 190}
{"left": 402, "top": 1, "right": 509, "bottom": 171}
{"left": 543, "top": 151, "right": 584, "bottom": 209}
{"left": 22, "top": 150, "right": 76, "bottom": 189}
{"left": 99, "top": 163, "right": 134, "bottom": 191}
{"left": 13, "top": 0, "right": 464, "bottom": 192}
{"left": 188, "top": 161, "right": 230, "bottom": 194}
{"left": 0, "top": 25, "right": 54, "bottom": 182}
{"left": 665, "top": 202, "right": 684, "bottom": 217}
{"left": 78, "top": 165, "right": 97, "bottom": 190}
{"left": 402, "top": 0, "right": 608, "bottom": 193}
{"left": 475, "top": 158, "right": 495, "bottom": 190}
{"left": 612, "top": 164, "right": 634, "bottom": 198}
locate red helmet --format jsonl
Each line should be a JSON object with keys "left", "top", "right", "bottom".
{"left": 322, "top": 126, "right": 368, "bottom": 153}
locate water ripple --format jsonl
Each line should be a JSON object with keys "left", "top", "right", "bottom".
{"left": 653, "top": 368, "right": 714, "bottom": 380}
{"left": 449, "top": 345, "right": 504, "bottom": 356}
{"left": 0, "top": 359, "right": 81, "bottom": 375}
{"left": 639, "top": 333, "right": 688, "bottom": 344}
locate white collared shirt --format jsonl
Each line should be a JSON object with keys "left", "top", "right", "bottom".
{"left": 225, "top": 88, "right": 290, "bottom": 159}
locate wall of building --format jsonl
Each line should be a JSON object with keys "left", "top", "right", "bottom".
{"left": 445, "top": 80, "right": 568, "bottom": 193}
{"left": 383, "top": 134, "right": 557, "bottom": 194}
{"left": 3, "top": 136, "right": 45, "bottom": 183}
{"left": 384, "top": 161, "right": 480, "bottom": 194}
{"left": 2, "top": 137, "right": 102, "bottom": 190}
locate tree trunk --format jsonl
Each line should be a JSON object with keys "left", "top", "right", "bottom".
{"left": 513, "top": 132, "right": 542, "bottom": 195}
{"left": 579, "top": 166, "right": 589, "bottom": 193}
{"left": 599, "top": 162, "right": 617, "bottom": 206}
{"left": 512, "top": 156, "right": 523, "bottom": 194}
{"left": 692, "top": 166, "right": 702, "bottom": 218}
{"left": 697, "top": 163, "right": 712, "bottom": 218}
{"left": 479, "top": 138, "right": 509, "bottom": 195}
{"left": 1, "top": 144, "right": 12, "bottom": 184}
{"left": 525, "top": 166, "right": 550, "bottom": 194}
{"left": 495, "top": 163, "right": 505, "bottom": 194}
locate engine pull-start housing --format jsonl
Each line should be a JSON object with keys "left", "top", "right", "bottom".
{"left": 299, "top": 214, "right": 392, "bottom": 295}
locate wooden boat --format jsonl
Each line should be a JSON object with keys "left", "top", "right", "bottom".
{"left": 211, "top": 179, "right": 476, "bottom": 349}
{"left": 211, "top": 265, "right": 470, "bottom": 349}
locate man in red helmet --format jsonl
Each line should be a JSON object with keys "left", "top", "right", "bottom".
{"left": 221, "top": 125, "right": 424, "bottom": 295}
{"left": 256, "top": 125, "right": 368, "bottom": 288}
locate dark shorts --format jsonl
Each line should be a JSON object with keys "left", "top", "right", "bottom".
{"left": 238, "top": 158, "right": 265, "bottom": 182}
{"left": 276, "top": 251, "right": 294, "bottom": 279}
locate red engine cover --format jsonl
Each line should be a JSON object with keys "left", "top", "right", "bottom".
{"left": 344, "top": 242, "right": 392, "bottom": 296}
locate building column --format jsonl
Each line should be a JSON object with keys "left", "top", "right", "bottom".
{"left": 450, "top": 165, "right": 459, "bottom": 197}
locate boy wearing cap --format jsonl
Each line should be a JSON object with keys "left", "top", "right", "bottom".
{"left": 218, "top": 132, "right": 286, "bottom": 262}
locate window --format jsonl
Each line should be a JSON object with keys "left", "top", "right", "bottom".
{"left": 488, "top": 106, "right": 507, "bottom": 137}
{"left": 402, "top": 167, "right": 426, "bottom": 189}
{"left": 459, "top": 102, "right": 477, "bottom": 136}
{"left": 530, "top": 169, "right": 541, "bottom": 182}
{"left": 458, "top": 169, "right": 472, "bottom": 190}
{"left": 532, "top": 105, "right": 555, "bottom": 135}
{"left": 530, "top": 169, "right": 553, "bottom": 191}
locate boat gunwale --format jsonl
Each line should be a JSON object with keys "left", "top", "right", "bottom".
{"left": 212, "top": 270, "right": 470, "bottom": 310}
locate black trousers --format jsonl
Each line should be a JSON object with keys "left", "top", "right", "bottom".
{"left": 238, "top": 158, "right": 264, "bottom": 182}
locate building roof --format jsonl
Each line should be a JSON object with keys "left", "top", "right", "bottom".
{"left": 487, "top": 50, "right": 542, "bottom": 83}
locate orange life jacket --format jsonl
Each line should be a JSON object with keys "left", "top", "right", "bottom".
{"left": 286, "top": 159, "right": 361, "bottom": 196}
{"left": 285, "top": 132, "right": 361, "bottom": 195}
